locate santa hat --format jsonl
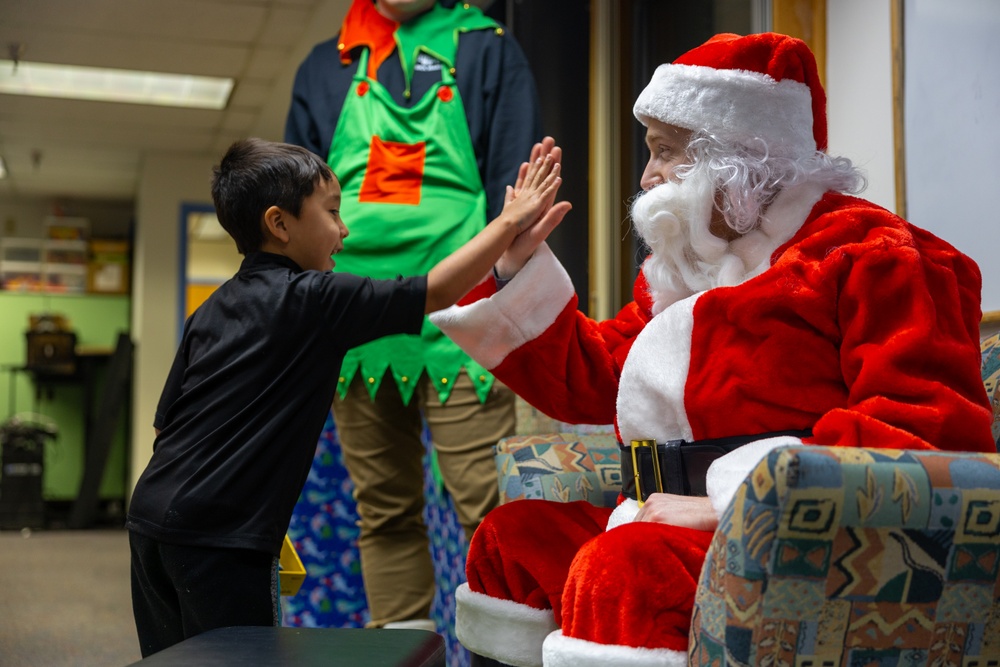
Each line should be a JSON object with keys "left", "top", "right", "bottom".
{"left": 633, "top": 32, "right": 827, "bottom": 158}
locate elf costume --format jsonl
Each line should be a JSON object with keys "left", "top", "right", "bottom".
{"left": 430, "top": 33, "right": 995, "bottom": 666}
{"left": 284, "top": 0, "right": 541, "bottom": 627}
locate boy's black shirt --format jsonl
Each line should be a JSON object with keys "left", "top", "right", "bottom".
{"left": 126, "top": 252, "right": 427, "bottom": 555}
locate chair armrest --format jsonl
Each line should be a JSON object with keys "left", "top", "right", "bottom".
{"left": 690, "top": 445, "right": 1000, "bottom": 665}
{"left": 982, "top": 330, "right": 1000, "bottom": 450}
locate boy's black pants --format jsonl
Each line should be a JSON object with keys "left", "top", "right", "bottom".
{"left": 129, "top": 531, "right": 279, "bottom": 657}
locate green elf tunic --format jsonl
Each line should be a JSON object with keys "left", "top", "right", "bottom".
{"left": 329, "top": 1, "right": 500, "bottom": 405}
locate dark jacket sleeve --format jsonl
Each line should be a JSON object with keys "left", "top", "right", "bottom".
{"left": 458, "top": 29, "right": 543, "bottom": 220}
{"left": 284, "top": 36, "right": 352, "bottom": 159}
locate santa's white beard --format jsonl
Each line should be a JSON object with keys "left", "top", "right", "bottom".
{"left": 631, "top": 169, "right": 750, "bottom": 315}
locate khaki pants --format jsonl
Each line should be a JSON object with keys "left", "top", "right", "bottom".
{"left": 332, "top": 371, "right": 515, "bottom": 627}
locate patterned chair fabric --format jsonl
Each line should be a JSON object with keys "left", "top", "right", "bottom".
{"left": 495, "top": 432, "right": 621, "bottom": 508}
{"left": 688, "top": 445, "right": 1000, "bottom": 666}
{"left": 982, "top": 332, "right": 1000, "bottom": 450}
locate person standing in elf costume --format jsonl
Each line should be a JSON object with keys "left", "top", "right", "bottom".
{"left": 430, "top": 32, "right": 996, "bottom": 666}
{"left": 284, "top": 0, "right": 542, "bottom": 630}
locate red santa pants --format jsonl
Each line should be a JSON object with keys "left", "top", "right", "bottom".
{"left": 467, "top": 499, "right": 714, "bottom": 651}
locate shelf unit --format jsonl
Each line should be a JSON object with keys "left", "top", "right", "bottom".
{"left": 1, "top": 238, "right": 89, "bottom": 293}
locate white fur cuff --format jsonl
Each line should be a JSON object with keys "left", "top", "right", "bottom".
{"left": 429, "top": 243, "right": 574, "bottom": 370}
{"left": 606, "top": 498, "right": 640, "bottom": 530}
{"left": 705, "top": 436, "right": 803, "bottom": 518}
{"left": 454, "top": 583, "right": 557, "bottom": 667}
{"left": 543, "top": 630, "right": 686, "bottom": 667}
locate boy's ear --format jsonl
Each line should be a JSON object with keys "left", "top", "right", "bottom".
{"left": 263, "top": 205, "right": 290, "bottom": 243}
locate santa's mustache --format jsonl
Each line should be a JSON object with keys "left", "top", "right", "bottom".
{"left": 630, "top": 170, "right": 747, "bottom": 312}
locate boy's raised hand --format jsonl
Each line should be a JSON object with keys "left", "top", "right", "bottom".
{"left": 497, "top": 137, "right": 572, "bottom": 279}
{"left": 513, "top": 136, "right": 562, "bottom": 196}
{"left": 502, "top": 151, "right": 561, "bottom": 233}
{"left": 425, "top": 140, "right": 569, "bottom": 313}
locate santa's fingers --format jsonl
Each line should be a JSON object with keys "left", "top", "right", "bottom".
{"left": 526, "top": 136, "right": 556, "bottom": 166}
{"left": 521, "top": 154, "right": 559, "bottom": 192}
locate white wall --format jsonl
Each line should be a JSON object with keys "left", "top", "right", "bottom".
{"left": 826, "top": 0, "right": 896, "bottom": 212}
{"left": 130, "top": 152, "right": 216, "bottom": 494}
{"left": 827, "top": 0, "right": 1000, "bottom": 314}
{"left": 902, "top": 0, "right": 1000, "bottom": 312}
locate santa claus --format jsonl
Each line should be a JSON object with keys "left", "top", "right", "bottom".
{"left": 430, "top": 32, "right": 995, "bottom": 667}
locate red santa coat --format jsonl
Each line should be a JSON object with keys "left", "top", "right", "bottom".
{"left": 439, "top": 189, "right": 993, "bottom": 459}
{"left": 431, "top": 186, "right": 995, "bottom": 666}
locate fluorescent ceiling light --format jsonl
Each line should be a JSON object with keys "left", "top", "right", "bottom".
{"left": 0, "top": 59, "right": 233, "bottom": 109}
{"left": 0, "top": 156, "right": 7, "bottom": 179}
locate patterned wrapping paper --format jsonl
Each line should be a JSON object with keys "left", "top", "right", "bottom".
{"left": 689, "top": 445, "right": 1000, "bottom": 666}
{"left": 281, "top": 412, "right": 471, "bottom": 667}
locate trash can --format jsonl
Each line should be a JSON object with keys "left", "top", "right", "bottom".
{"left": 0, "top": 416, "right": 57, "bottom": 530}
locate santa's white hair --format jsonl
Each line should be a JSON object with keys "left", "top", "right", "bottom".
{"left": 632, "top": 130, "right": 865, "bottom": 313}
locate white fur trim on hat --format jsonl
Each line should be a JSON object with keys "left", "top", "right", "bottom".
{"left": 454, "top": 583, "right": 557, "bottom": 667}
{"left": 542, "top": 630, "right": 686, "bottom": 667}
{"left": 429, "top": 243, "right": 574, "bottom": 370}
{"left": 633, "top": 63, "right": 815, "bottom": 158}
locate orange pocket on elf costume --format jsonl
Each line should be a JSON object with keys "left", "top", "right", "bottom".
{"left": 359, "top": 136, "right": 426, "bottom": 205}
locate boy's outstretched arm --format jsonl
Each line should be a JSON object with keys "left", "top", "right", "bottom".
{"left": 426, "top": 153, "right": 571, "bottom": 313}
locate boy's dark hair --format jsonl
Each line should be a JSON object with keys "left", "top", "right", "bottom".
{"left": 211, "top": 138, "right": 334, "bottom": 254}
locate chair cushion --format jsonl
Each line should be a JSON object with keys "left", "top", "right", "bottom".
{"left": 494, "top": 433, "right": 620, "bottom": 508}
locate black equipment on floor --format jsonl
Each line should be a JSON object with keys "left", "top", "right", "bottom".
{"left": 0, "top": 416, "right": 57, "bottom": 530}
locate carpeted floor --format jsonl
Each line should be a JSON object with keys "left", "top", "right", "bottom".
{"left": 0, "top": 528, "right": 142, "bottom": 667}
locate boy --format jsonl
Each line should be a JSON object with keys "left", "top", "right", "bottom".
{"left": 125, "top": 137, "right": 569, "bottom": 656}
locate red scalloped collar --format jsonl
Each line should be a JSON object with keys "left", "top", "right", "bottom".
{"left": 337, "top": 0, "right": 398, "bottom": 78}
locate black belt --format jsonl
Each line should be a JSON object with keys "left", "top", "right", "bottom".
{"left": 620, "top": 430, "right": 812, "bottom": 503}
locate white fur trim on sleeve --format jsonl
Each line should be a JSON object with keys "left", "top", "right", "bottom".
{"left": 705, "top": 436, "right": 803, "bottom": 518}
{"left": 454, "top": 583, "right": 556, "bottom": 667}
{"left": 606, "top": 498, "right": 640, "bottom": 530}
{"left": 543, "top": 630, "right": 686, "bottom": 667}
{"left": 428, "top": 243, "right": 574, "bottom": 370}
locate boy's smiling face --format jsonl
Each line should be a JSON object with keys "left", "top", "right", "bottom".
{"left": 279, "top": 175, "right": 349, "bottom": 272}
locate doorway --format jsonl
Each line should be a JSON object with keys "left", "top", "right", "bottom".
{"left": 177, "top": 204, "right": 242, "bottom": 341}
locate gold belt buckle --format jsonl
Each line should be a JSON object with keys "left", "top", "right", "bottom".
{"left": 630, "top": 439, "right": 663, "bottom": 507}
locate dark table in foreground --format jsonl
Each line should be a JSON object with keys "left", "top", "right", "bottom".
{"left": 126, "top": 626, "right": 446, "bottom": 667}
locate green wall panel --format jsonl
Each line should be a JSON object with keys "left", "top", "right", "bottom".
{"left": 0, "top": 291, "right": 130, "bottom": 500}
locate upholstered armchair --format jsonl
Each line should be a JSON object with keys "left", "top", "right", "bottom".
{"left": 690, "top": 444, "right": 1000, "bottom": 664}
{"left": 489, "top": 332, "right": 1000, "bottom": 664}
